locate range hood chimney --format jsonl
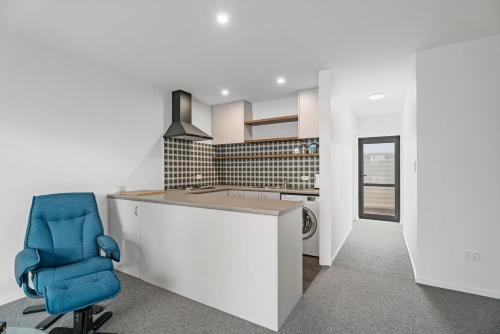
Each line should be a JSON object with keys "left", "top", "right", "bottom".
{"left": 163, "top": 90, "right": 213, "bottom": 141}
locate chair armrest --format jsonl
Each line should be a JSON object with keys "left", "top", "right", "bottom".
{"left": 15, "top": 248, "right": 40, "bottom": 287}
{"left": 97, "top": 235, "right": 120, "bottom": 262}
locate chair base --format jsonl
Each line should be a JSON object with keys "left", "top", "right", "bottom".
{"left": 23, "top": 304, "right": 46, "bottom": 314}
{"left": 23, "top": 303, "right": 103, "bottom": 330}
{"left": 49, "top": 306, "right": 116, "bottom": 334}
{"left": 36, "top": 314, "right": 64, "bottom": 330}
{"left": 23, "top": 304, "right": 63, "bottom": 330}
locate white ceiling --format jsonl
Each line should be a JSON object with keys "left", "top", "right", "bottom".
{"left": 333, "top": 57, "right": 415, "bottom": 116}
{"left": 1, "top": 0, "right": 499, "bottom": 106}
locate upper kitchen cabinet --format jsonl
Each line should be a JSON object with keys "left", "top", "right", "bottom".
{"left": 298, "top": 88, "right": 319, "bottom": 138}
{"left": 212, "top": 101, "right": 252, "bottom": 145}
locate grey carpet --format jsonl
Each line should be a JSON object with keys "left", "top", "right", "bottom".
{"left": 1, "top": 219, "right": 499, "bottom": 333}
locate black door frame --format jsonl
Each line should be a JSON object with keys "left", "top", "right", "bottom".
{"left": 358, "top": 136, "right": 400, "bottom": 222}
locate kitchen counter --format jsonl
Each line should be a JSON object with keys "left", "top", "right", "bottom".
{"left": 107, "top": 189, "right": 302, "bottom": 216}
{"left": 107, "top": 188, "right": 303, "bottom": 330}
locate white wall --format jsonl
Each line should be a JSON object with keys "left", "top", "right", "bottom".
{"left": 0, "top": 33, "right": 165, "bottom": 304}
{"left": 416, "top": 35, "right": 500, "bottom": 298}
{"left": 330, "top": 76, "right": 357, "bottom": 261}
{"left": 401, "top": 58, "right": 418, "bottom": 276}
{"left": 318, "top": 71, "right": 333, "bottom": 265}
{"left": 251, "top": 96, "right": 298, "bottom": 139}
{"left": 357, "top": 113, "right": 401, "bottom": 138}
{"left": 319, "top": 69, "right": 357, "bottom": 265}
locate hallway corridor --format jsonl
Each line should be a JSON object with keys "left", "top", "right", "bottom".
{"left": 280, "top": 219, "right": 500, "bottom": 333}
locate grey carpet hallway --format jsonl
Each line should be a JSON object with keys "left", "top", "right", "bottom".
{"left": 1, "top": 220, "right": 499, "bottom": 333}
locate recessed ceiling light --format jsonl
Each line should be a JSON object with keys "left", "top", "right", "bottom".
{"left": 369, "top": 93, "right": 385, "bottom": 100}
{"left": 221, "top": 89, "right": 229, "bottom": 96}
{"left": 276, "top": 77, "right": 286, "bottom": 85}
{"left": 216, "top": 12, "right": 230, "bottom": 25}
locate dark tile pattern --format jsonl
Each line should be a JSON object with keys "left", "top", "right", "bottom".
{"left": 164, "top": 138, "right": 320, "bottom": 189}
{"left": 164, "top": 138, "right": 218, "bottom": 189}
{"left": 215, "top": 138, "right": 320, "bottom": 188}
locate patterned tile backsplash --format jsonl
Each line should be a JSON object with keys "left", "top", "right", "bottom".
{"left": 164, "top": 138, "right": 218, "bottom": 189}
{"left": 214, "top": 138, "right": 320, "bottom": 188}
{"left": 164, "top": 138, "right": 319, "bottom": 189}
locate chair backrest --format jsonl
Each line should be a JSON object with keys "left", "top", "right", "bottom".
{"left": 25, "top": 193, "right": 103, "bottom": 269}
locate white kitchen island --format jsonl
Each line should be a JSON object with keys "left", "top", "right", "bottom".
{"left": 107, "top": 190, "right": 302, "bottom": 331}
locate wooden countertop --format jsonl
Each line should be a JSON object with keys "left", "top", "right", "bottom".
{"left": 107, "top": 189, "right": 304, "bottom": 216}
{"left": 187, "top": 185, "right": 319, "bottom": 196}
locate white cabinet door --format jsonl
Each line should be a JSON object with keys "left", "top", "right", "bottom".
{"left": 261, "top": 192, "right": 280, "bottom": 200}
{"left": 298, "top": 88, "right": 319, "bottom": 138}
{"left": 212, "top": 101, "right": 252, "bottom": 144}
{"left": 108, "top": 199, "right": 141, "bottom": 279}
{"left": 228, "top": 190, "right": 244, "bottom": 198}
{"left": 212, "top": 104, "right": 228, "bottom": 145}
{"left": 243, "top": 191, "right": 260, "bottom": 199}
{"left": 139, "top": 202, "right": 170, "bottom": 289}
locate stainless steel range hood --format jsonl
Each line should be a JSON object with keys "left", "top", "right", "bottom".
{"left": 163, "top": 90, "right": 213, "bottom": 141}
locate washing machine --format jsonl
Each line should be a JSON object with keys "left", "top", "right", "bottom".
{"left": 281, "top": 194, "right": 319, "bottom": 257}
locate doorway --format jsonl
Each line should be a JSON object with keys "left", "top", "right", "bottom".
{"left": 358, "top": 136, "right": 400, "bottom": 222}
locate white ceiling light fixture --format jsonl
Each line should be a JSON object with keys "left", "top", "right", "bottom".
{"left": 369, "top": 93, "right": 385, "bottom": 100}
{"left": 221, "top": 89, "right": 229, "bottom": 96}
{"left": 216, "top": 12, "right": 230, "bottom": 26}
{"left": 276, "top": 77, "right": 286, "bottom": 85}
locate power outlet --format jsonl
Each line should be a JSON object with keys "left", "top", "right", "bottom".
{"left": 464, "top": 250, "right": 481, "bottom": 262}
{"left": 196, "top": 174, "right": 202, "bottom": 180}
{"left": 301, "top": 175, "right": 310, "bottom": 181}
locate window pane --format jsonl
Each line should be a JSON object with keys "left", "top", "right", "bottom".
{"left": 363, "top": 186, "right": 395, "bottom": 216}
{"left": 363, "top": 143, "right": 395, "bottom": 184}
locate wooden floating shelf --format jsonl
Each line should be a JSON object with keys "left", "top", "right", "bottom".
{"left": 244, "top": 115, "right": 299, "bottom": 126}
{"left": 214, "top": 153, "right": 319, "bottom": 160}
{"left": 244, "top": 136, "right": 300, "bottom": 143}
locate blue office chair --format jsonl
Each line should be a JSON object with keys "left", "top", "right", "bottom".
{"left": 15, "top": 193, "right": 121, "bottom": 334}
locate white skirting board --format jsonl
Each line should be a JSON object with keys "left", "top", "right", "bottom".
{"left": 402, "top": 228, "right": 500, "bottom": 300}
{"left": 415, "top": 277, "right": 500, "bottom": 300}
{"left": 0, "top": 291, "right": 24, "bottom": 306}
{"left": 402, "top": 229, "right": 417, "bottom": 280}
{"left": 330, "top": 222, "right": 354, "bottom": 265}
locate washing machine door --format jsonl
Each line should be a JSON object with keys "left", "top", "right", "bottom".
{"left": 302, "top": 206, "right": 318, "bottom": 239}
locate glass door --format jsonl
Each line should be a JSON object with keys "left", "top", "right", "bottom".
{"left": 358, "top": 136, "right": 400, "bottom": 222}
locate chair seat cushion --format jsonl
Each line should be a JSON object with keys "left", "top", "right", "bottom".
{"left": 45, "top": 270, "right": 121, "bottom": 314}
{"left": 33, "top": 256, "right": 112, "bottom": 295}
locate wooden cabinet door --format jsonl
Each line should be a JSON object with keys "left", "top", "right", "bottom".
{"left": 298, "top": 88, "right": 319, "bottom": 138}
{"left": 108, "top": 199, "right": 141, "bottom": 279}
